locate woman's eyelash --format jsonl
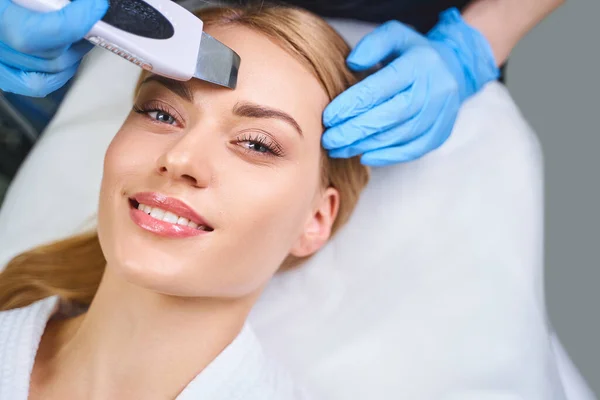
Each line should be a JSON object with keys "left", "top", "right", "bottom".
{"left": 133, "top": 103, "right": 180, "bottom": 126}
{"left": 237, "top": 132, "right": 284, "bottom": 157}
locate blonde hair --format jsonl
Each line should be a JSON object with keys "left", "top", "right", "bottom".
{"left": 0, "top": 4, "right": 369, "bottom": 311}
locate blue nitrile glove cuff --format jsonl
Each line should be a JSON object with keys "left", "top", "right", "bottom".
{"left": 427, "top": 7, "right": 500, "bottom": 101}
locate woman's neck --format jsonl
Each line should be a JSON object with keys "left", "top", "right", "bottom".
{"left": 33, "top": 266, "right": 257, "bottom": 399}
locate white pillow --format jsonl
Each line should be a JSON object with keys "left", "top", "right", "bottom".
{"left": 0, "top": 29, "right": 593, "bottom": 399}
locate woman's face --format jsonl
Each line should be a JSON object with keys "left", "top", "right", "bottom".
{"left": 97, "top": 24, "right": 340, "bottom": 298}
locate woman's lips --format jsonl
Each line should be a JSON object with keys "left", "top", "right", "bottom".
{"left": 128, "top": 192, "right": 213, "bottom": 239}
{"left": 131, "top": 192, "right": 212, "bottom": 227}
{"left": 129, "top": 206, "right": 206, "bottom": 238}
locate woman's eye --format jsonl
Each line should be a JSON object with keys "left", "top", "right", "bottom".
{"left": 235, "top": 133, "right": 284, "bottom": 157}
{"left": 242, "top": 141, "right": 271, "bottom": 154}
{"left": 148, "top": 110, "right": 176, "bottom": 125}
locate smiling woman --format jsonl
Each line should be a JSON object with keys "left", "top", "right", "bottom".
{"left": 0, "top": 4, "right": 369, "bottom": 399}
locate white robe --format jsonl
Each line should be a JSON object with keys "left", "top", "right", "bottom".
{"left": 0, "top": 296, "right": 311, "bottom": 400}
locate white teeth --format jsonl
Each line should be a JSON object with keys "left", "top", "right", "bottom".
{"left": 162, "top": 211, "right": 179, "bottom": 224}
{"left": 177, "top": 217, "right": 189, "bottom": 226}
{"left": 135, "top": 202, "right": 210, "bottom": 230}
{"left": 150, "top": 208, "right": 165, "bottom": 220}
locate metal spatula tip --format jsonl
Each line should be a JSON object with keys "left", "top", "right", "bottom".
{"left": 193, "top": 32, "right": 240, "bottom": 89}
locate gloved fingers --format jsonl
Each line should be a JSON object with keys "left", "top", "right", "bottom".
{"left": 327, "top": 96, "right": 440, "bottom": 159}
{"left": 359, "top": 96, "right": 460, "bottom": 166}
{"left": 327, "top": 123, "right": 415, "bottom": 159}
{"left": 0, "top": 39, "right": 92, "bottom": 73}
{"left": 42, "top": 62, "right": 80, "bottom": 96}
{"left": 0, "top": 0, "right": 108, "bottom": 57}
{"left": 323, "top": 54, "right": 419, "bottom": 127}
{"left": 346, "top": 20, "right": 428, "bottom": 71}
{"left": 323, "top": 76, "right": 427, "bottom": 150}
{"left": 33, "top": 39, "right": 94, "bottom": 61}
{"left": 21, "top": 37, "right": 94, "bottom": 60}
{"left": 0, "top": 61, "right": 79, "bottom": 97}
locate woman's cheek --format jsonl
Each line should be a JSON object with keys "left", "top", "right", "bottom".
{"left": 105, "top": 130, "right": 142, "bottom": 177}
{"left": 108, "top": 123, "right": 169, "bottom": 173}
{"left": 222, "top": 159, "right": 303, "bottom": 217}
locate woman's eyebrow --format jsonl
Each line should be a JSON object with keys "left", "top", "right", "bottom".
{"left": 141, "top": 75, "right": 194, "bottom": 102}
{"left": 139, "top": 76, "right": 303, "bottom": 138}
{"left": 233, "top": 102, "right": 303, "bottom": 137}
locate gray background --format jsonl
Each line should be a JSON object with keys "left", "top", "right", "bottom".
{"left": 505, "top": 0, "right": 599, "bottom": 395}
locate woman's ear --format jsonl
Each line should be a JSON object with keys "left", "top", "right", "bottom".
{"left": 290, "top": 187, "right": 340, "bottom": 258}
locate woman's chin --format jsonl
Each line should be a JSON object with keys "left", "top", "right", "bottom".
{"left": 105, "top": 252, "right": 190, "bottom": 295}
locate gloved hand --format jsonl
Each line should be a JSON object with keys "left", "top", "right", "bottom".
{"left": 322, "top": 8, "right": 500, "bottom": 167}
{"left": 0, "top": 0, "right": 108, "bottom": 97}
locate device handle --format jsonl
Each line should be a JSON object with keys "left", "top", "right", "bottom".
{"left": 12, "top": 0, "right": 202, "bottom": 80}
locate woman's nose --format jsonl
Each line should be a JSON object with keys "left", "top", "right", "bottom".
{"left": 156, "top": 132, "right": 213, "bottom": 188}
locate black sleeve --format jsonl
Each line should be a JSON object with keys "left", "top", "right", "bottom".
{"left": 275, "top": 0, "right": 471, "bottom": 33}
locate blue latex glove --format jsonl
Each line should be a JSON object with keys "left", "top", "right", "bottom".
{"left": 0, "top": 0, "right": 108, "bottom": 97}
{"left": 322, "top": 8, "right": 500, "bottom": 167}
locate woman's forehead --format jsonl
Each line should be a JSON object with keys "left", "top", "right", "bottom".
{"left": 197, "top": 24, "right": 329, "bottom": 117}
